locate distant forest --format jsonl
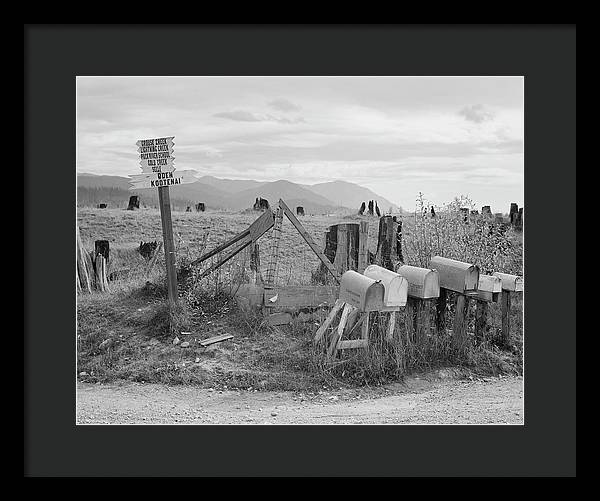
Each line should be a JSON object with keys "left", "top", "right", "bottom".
{"left": 77, "top": 186, "right": 197, "bottom": 210}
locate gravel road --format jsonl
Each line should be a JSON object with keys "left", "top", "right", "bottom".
{"left": 76, "top": 373, "right": 523, "bottom": 425}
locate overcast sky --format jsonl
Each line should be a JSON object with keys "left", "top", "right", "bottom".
{"left": 77, "top": 76, "right": 523, "bottom": 212}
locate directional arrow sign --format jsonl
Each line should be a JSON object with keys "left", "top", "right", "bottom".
{"left": 129, "top": 170, "right": 197, "bottom": 190}
{"left": 137, "top": 136, "right": 175, "bottom": 173}
{"left": 139, "top": 157, "right": 175, "bottom": 174}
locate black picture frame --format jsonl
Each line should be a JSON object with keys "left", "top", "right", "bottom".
{"left": 24, "top": 24, "right": 576, "bottom": 477}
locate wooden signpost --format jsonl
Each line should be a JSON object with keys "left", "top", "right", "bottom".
{"left": 129, "top": 136, "right": 195, "bottom": 308}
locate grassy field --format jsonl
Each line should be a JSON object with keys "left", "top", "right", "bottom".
{"left": 77, "top": 206, "right": 524, "bottom": 391}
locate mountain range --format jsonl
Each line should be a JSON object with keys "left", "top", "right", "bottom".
{"left": 77, "top": 173, "right": 400, "bottom": 214}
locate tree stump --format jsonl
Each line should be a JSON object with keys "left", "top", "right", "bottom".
{"left": 375, "top": 215, "right": 402, "bottom": 271}
{"left": 296, "top": 206, "right": 305, "bottom": 216}
{"left": 509, "top": 203, "right": 519, "bottom": 226}
{"left": 127, "top": 195, "right": 139, "bottom": 210}
{"left": 94, "top": 240, "right": 110, "bottom": 264}
{"left": 94, "top": 255, "right": 110, "bottom": 292}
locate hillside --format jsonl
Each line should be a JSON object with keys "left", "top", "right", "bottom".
{"left": 305, "top": 180, "right": 399, "bottom": 213}
{"left": 76, "top": 174, "right": 398, "bottom": 213}
{"left": 196, "top": 175, "right": 266, "bottom": 193}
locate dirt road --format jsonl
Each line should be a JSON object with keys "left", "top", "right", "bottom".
{"left": 76, "top": 373, "right": 523, "bottom": 425}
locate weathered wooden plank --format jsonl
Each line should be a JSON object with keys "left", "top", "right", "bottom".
{"left": 314, "top": 299, "right": 345, "bottom": 342}
{"left": 198, "top": 235, "right": 253, "bottom": 279}
{"left": 328, "top": 303, "right": 354, "bottom": 357}
{"left": 333, "top": 223, "right": 349, "bottom": 273}
{"left": 361, "top": 312, "right": 370, "bottom": 340}
{"left": 235, "top": 284, "right": 265, "bottom": 308}
{"left": 267, "top": 312, "right": 292, "bottom": 326}
{"left": 199, "top": 333, "right": 234, "bottom": 347}
{"left": 357, "top": 221, "right": 369, "bottom": 273}
{"left": 249, "top": 208, "right": 275, "bottom": 242}
{"left": 386, "top": 311, "right": 397, "bottom": 341}
{"left": 264, "top": 285, "right": 339, "bottom": 309}
{"left": 191, "top": 228, "right": 249, "bottom": 266}
{"left": 278, "top": 198, "right": 341, "bottom": 283}
{"left": 337, "top": 339, "right": 368, "bottom": 350}
{"left": 345, "top": 312, "right": 367, "bottom": 338}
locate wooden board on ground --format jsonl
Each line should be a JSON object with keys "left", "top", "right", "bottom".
{"left": 235, "top": 284, "right": 265, "bottom": 308}
{"left": 264, "top": 285, "right": 340, "bottom": 310}
{"left": 199, "top": 333, "right": 234, "bottom": 347}
{"left": 267, "top": 312, "right": 293, "bottom": 326}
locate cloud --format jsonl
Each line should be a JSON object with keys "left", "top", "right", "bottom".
{"left": 213, "top": 110, "right": 263, "bottom": 122}
{"left": 267, "top": 98, "right": 302, "bottom": 113}
{"left": 458, "top": 104, "right": 495, "bottom": 123}
{"left": 213, "top": 110, "right": 305, "bottom": 124}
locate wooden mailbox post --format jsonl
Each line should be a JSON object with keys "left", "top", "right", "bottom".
{"left": 493, "top": 272, "right": 524, "bottom": 346}
{"left": 473, "top": 274, "right": 503, "bottom": 343}
{"left": 396, "top": 264, "right": 440, "bottom": 344}
{"left": 430, "top": 256, "right": 480, "bottom": 352}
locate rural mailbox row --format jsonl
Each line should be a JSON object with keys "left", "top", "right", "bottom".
{"left": 319, "top": 255, "right": 523, "bottom": 357}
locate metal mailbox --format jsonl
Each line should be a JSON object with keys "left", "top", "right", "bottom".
{"left": 474, "top": 274, "right": 502, "bottom": 302}
{"left": 493, "top": 272, "right": 524, "bottom": 292}
{"left": 364, "top": 264, "right": 408, "bottom": 310}
{"left": 339, "top": 270, "right": 385, "bottom": 312}
{"left": 429, "top": 256, "right": 479, "bottom": 294}
{"left": 395, "top": 264, "right": 440, "bottom": 299}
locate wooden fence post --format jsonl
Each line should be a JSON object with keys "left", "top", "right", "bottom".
{"left": 501, "top": 291, "right": 512, "bottom": 346}
{"left": 436, "top": 288, "right": 447, "bottom": 334}
{"left": 475, "top": 300, "right": 490, "bottom": 343}
{"left": 375, "top": 215, "right": 402, "bottom": 271}
{"left": 250, "top": 242, "right": 262, "bottom": 285}
{"left": 452, "top": 294, "right": 470, "bottom": 352}
{"left": 357, "top": 221, "right": 369, "bottom": 273}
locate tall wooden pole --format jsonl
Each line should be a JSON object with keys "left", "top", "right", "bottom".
{"left": 158, "top": 186, "right": 178, "bottom": 307}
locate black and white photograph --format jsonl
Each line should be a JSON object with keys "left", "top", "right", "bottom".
{"left": 75, "top": 75, "right": 525, "bottom": 425}
{"left": 25, "top": 25, "right": 576, "bottom": 477}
